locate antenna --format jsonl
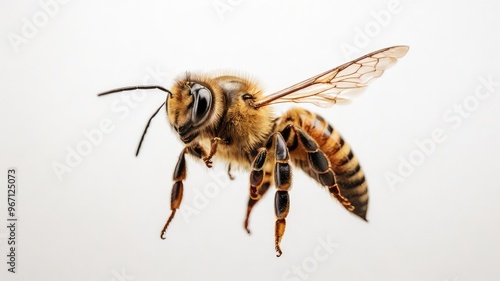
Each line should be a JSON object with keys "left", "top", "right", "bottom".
{"left": 98, "top": 85, "right": 170, "bottom": 156}
{"left": 135, "top": 102, "right": 165, "bottom": 156}
{"left": 98, "top": 85, "right": 172, "bottom": 97}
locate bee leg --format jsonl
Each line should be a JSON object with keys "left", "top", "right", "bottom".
{"left": 246, "top": 148, "right": 269, "bottom": 233}
{"left": 272, "top": 133, "right": 292, "bottom": 257}
{"left": 161, "top": 148, "right": 187, "bottom": 239}
{"left": 244, "top": 175, "right": 271, "bottom": 234}
{"left": 160, "top": 144, "right": 209, "bottom": 239}
{"left": 203, "top": 137, "right": 222, "bottom": 168}
{"left": 249, "top": 148, "right": 267, "bottom": 197}
{"left": 290, "top": 125, "right": 353, "bottom": 210}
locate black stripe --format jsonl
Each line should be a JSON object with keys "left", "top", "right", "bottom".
{"left": 337, "top": 149, "right": 353, "bottom": 166}
{"left": 337, "top": 163, "right": 361, "bottom": 178}
{"left": 339, "top": 176, "right": 365, "bottom": 190}
{"left": 353, "top": 193, "right": 369, "bottom": 204}
{"left": 338, "top": 137, "right": 345, "bottom": 149}
{"left": 347, "top": 193, "right": 369, "bottom": 207}
{"left": 347, "top": 150, "right": 353, "bottom": 160}
{"left": 331, "top": 137, "right": 344, "bottom": 154}
{"left": 323, "top": 124, "right": 334, "bottom": 139}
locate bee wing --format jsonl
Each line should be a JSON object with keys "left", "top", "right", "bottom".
{"left": 254, "top": 46, "right": 409, "bottom": 108}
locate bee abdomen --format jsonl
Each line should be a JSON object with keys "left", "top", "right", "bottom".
{"left": 279, "top": 108, "right": 368, "bottom": 220}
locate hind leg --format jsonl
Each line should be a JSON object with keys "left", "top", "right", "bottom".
{"left": 280, "top": 124, "right": 354, "bottom": 210}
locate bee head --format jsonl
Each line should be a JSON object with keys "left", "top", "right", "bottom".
{"left": 167, "top": 79, "right": 215, "bottom": 144}
{"left": 97, "top": 75, "right": 219, "bottom": 153}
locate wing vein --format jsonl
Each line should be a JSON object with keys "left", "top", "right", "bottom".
{"left": 254, "top": 45, "right": 408, "bottom": 108}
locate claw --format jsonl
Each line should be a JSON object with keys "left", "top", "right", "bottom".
{"left": 275, "top": 246, "right": 282, "bottom": 257}
{"left": 161, "top": 209, "right": 177, "bottom": 239}
{"left": 244, "top": 216, "right": 252, "bottom": 235}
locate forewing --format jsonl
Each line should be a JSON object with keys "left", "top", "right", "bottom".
{"left": 254, "top": 46, "right": 409, "bottom": 108}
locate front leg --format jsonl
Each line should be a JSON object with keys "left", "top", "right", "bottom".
{"left": 161, "top": 148, "right": 187, "bottom": 239}
{"left": 161, "top": 144, "right": 208, "bottom": 239}
{"left": 203, "top": 137, "right": 225, "bottom": 168}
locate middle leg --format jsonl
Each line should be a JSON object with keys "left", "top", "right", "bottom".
{"left": 248, "top": 132, "right": 293, "bottom": 257}
{"left": 281, "top": 124, "right": 354, "bottom": 210}
{"left": 272, "top": 133, "right": 292, "bottom": 257}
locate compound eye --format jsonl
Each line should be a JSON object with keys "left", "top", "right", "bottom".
{"left": 191, "top": 84, "right": 212, "bottom": 124}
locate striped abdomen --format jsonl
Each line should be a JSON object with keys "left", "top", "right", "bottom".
{"left": 276, "top": 108, "right": 368, "bottom": 220}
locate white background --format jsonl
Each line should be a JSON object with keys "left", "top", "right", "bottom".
{"left": 1, "top": 0, "right": 500, "bottom": 280}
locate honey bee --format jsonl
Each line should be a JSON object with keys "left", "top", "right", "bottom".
{"left": 99, "top": 46, "right": 409, "bottom": 257}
